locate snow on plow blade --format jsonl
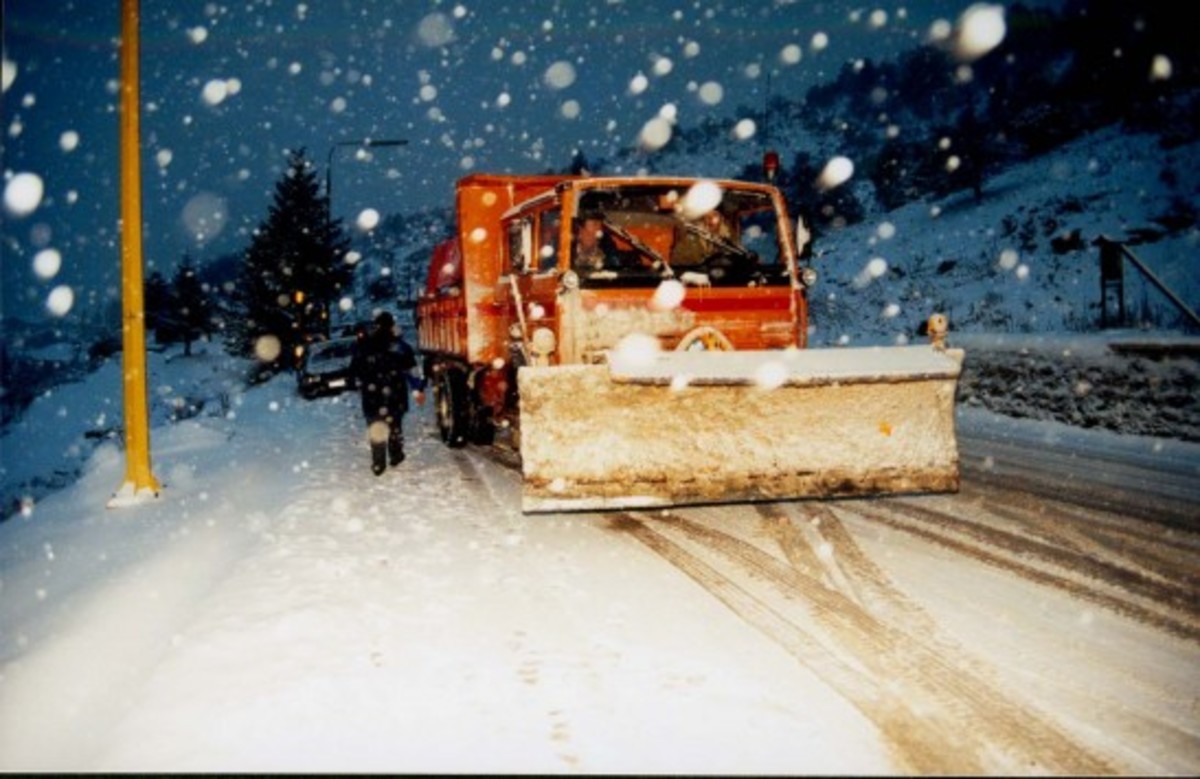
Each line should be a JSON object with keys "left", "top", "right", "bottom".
{"left": 518, "top": 346, "right": 965, "bottom": 513}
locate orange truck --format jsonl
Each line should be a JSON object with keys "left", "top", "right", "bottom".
{"left": 417, "top": 173, "right": 964, "bottom": 512}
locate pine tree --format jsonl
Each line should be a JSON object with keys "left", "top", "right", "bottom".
{"left": 226, "top": 148, "right": 352, "bottom": 368}
{"left": 171, "top": 257, "right": 213, "bottom": 356}
{"left": 145, "top": 270, "right": 172, "bottom": 345}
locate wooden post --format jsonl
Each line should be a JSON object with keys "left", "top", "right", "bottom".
{"left": 1096, "top": 236, "right": 1125, "bottom": 329}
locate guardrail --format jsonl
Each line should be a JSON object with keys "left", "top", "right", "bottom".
{"left": 1095, "top": 236, "right": 1200, "bottom": 331}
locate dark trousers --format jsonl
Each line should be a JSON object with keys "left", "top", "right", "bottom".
{"left": 366, "top": 414, "right": 405, "bottom": 472}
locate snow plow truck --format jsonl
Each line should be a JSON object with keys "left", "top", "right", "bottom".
{"left": 416, "top": 173, "right": 964, "bottom": 513}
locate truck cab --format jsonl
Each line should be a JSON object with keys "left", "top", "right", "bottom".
{"left": 417, "top": 174, "right": 814, "bottom": 447}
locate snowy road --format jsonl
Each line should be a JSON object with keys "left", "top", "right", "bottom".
{"left": 1, "top": 381, "right": 1197, "bottom": 774}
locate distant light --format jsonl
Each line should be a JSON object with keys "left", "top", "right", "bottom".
{"left": 868, "top": 9, "right": 888, "bottom": 29}
{"left": 187, "top": 26, "right": 208, "bottom": 44}
{"left": 811, "top": 32, "right": 829, "bottom": 52}
{"left": 629, "top": 72, "right": 649, "bottom": 95}
{"left": 780, "top": 44, "right": 802, "bottom": 65}
{"left": 652, "top": 56, "right": 673, "bottom": 77}
{"left": 59, "top": 131, "right": 80, "bottom": 152}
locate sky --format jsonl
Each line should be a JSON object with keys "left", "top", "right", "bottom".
{"left": 2, "top": 0, "right": 1040, "bottom": 326}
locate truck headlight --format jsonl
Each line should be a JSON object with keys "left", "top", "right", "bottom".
{"left": 531, "top": 327, "right": 557, "bottom": 359}
{"left": 800, "top": 266, "right": 818, "bottom": 288}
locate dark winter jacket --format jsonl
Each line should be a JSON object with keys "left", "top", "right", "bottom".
{"left": 350, "top": 329, "right": 425, "bottom": 421}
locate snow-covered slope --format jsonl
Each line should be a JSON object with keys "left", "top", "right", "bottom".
{"left": 811, "top": 127, "right": 1200, "bottom": 345}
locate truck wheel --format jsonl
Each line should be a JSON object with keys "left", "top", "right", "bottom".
{"left": 436, "top": 368, "right": 470, "bottom": 448}
{"left": 470, "top": 404, "right": 496, "bottom": 446}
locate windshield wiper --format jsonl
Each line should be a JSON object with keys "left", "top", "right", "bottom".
{"left": 681, "top": 221, "right": 755, "bottom": 261}
{"left": 601, "top": 220, "right": 674, "bottom": 278}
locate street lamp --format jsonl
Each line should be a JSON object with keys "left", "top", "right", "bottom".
{"left": 325, "top": 138, "right": 408, "bottom": 218}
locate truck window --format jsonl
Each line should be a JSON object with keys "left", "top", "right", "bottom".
{"left": 739, "top": 209, "right": 782, "bottom": 267}
{"left": 507, "top": 220, "right": 533, "bottom": 274}
{"left": 537, "top": 209, "right": 561, "bottom": 273}
{"left": 573, "top": 186, "right": 791, "bottom": 287}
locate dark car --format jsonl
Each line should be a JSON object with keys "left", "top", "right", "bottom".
{"left": 297, "top": 336, "right": 359, "bottom": 399}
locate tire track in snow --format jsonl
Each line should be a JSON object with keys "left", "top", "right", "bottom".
{"left": 848, "top": 498, "right": 1200, "bottom": 642}
{"left": 610, "top": 510, "right": 1116, "bottom": 776}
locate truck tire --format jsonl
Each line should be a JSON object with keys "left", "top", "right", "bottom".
{"left": 436, "top": 368, "right": 470, "bottom": 448}
{"left": 470, "top": 404, "right": 496, "bottom": 446}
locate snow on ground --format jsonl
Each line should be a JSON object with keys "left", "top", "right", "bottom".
{"left": 1, "top": 342, "right": 1198, "bottom": 773}
{"left": 0, "top": 348, "right": 894, "bottom": 773}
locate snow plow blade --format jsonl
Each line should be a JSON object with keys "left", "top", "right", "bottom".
{"left": 518, "top": 346, "right": 965, "bottom": 513}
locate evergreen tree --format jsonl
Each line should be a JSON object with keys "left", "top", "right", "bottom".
{"left": 145, "top": 270, "right": 172, "bottom": 345}
{"left": 226, "top": 148, "right": 351, "bottom": 368}
{"left": 171, "top": 257, "right": 213, "bottom": 356}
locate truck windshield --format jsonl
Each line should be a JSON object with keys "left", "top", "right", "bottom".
{"left": 572, "top": 185, "right": 790, "bottom": 288}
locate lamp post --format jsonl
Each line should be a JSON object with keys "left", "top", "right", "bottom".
{"left": 325, "top": 138, "right": 408, "bottom": 219}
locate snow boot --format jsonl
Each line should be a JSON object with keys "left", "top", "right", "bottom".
{"left": 389, "top": 433, "right": 405, "bottom": 466}
{"left": 371, "top": 442, "right": 388, "bottom": 476}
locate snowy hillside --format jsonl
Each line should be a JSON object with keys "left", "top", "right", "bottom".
{"left": 810, "top": 127, "right": 1200, "bottom": 345}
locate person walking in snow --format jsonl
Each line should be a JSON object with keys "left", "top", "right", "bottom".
{"left": 350, "top": 311, "right": 426, "bottom": 476}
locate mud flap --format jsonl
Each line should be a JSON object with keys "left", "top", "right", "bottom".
{"left": 517, "top": 346, "right": 965, "bottom": 513}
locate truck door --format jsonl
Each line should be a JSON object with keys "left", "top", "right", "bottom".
{"left": 502, "top": 207, "right": 562, "bottom": 366}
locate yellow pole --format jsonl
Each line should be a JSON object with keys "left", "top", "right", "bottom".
{"left": 110, "top": 0, "right": 160, "bottom": 505}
